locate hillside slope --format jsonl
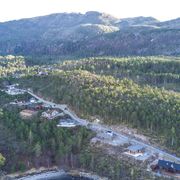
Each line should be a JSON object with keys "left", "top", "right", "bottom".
{"left": 0, "top": 11, "right": 180, "bottom": 56}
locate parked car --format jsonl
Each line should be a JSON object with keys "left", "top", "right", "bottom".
{"left": 106, "top": 130, "right": 114, "bottom": 136}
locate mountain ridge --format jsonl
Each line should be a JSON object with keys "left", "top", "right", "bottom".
{"left": 0, "top": 11, "right": 179, "bottom": 57}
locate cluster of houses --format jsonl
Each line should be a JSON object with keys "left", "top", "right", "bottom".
{"left": 5, "top": 85, "right": 180, "bottom": 177}
{"left": 5, "top": 84, "right": 25, "bottom": 95}
{"left": 7, "top": 88, "right": 79, "bottom": 128}
{"left": 10, "top": 97, "right": 39, "bottom": 106}
{"left": 124, "top": 144, "right": 180, "bottom": 175}
{"left": 18, "top": 102, "right": 79, "bottom": 128}
{"left": 18, "top": 100, "right": 78, "bottom": 128}
{"left": 41, "top": 109, "right": 64, "bottom": 120}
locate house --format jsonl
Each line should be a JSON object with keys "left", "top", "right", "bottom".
{"left": 6, "top": 84, "right": 19, "bottom": 89}
{"left": 5, "top": 88, "right": 25, "bottom": 95}
{"left": 29, "top": 97, "right": 38, "bottom": 103}
{"left": 5, "top": 84, "right": 25, "bottom": 95}
{"left": 10, "top": 100, "right": 25, "bottom": 106}
{"left": 105, "top": 130, "right": 114, "bottom": 137}
{"left": 57, "top": 118, "right": 80, "bottom": 127}
{"left": 38, "top": 71, "right": 48, "bottom": 76}
{"left": 41, "top": 110, "right": 64, "bottom": 120}
{"left": 127, "top": 144, "right": 145, "bottom": 154}
{"left": 57, "top": 119, "right": 78, "bottom": 128}
{"left": 20, "top": 109, "right": 37, "bottom": 119}
{"left": 157, "top": 160, "right": 180, "bottom": 173}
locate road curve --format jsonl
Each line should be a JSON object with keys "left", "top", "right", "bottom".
{"left": 27, "top": 90, "right": 180, "bottom": 163}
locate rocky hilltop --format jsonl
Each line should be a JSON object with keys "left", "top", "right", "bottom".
{"left": 0, "top": 11, "right": 179, "bottom": 57}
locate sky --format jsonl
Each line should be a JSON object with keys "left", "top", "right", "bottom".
{"left": 0, "top": 0, "right": 179, "bottom": 22}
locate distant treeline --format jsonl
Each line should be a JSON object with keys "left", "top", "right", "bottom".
{"left": 58, "top": 57, "right": 180, "bottom": 91}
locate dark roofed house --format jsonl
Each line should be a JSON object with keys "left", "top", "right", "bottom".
{"left": 158, "top": 160, "right": 180, "bottom": 173}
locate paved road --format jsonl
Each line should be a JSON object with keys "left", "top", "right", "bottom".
{"left": 27, "top": 90, "right": 180, "bottom": 163}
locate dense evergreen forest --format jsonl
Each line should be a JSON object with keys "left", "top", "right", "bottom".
{"left": 0, "top": 55, "right": 26, "bottom": 77}
{"left": 0, "top": 55, "right": 179, "bottom": 179}
{"left": 0, "top": 92, "right": 161, "bottom": 180}
{"left": 0, "top": 55, "right": 179, "bottom": 153}
{"left": 58, "top": 57, "right": 180, "bottom": 91}
{"left": 19, "top": 70, "right": 180, "bottom": 155}
{"left": 0, "top": 55, "right": 180, "bottom": 92}
{"left": 0, "top": 90, "right": 94, "bottom": 172}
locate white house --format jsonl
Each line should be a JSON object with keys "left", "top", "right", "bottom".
{"left": 57, "top": 119, "right": 78, "bottom": 128}
{"left": 41, "top": 110, "right": 64, "bottom": 120}
{"left": 29, "top": 97, "right": 38, "bottom": 103}
{"left": 5, "top": 88, "right": 25, "bottom": 95}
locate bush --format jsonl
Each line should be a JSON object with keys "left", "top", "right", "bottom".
{"left": 0, "top": 153, "right": 5, "bottom": 168}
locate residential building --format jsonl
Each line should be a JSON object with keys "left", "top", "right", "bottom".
{"left": 5, "top": 88, "right": 25, "bottom": 95}
{"left": 29, "top": 97, "right": 38, "bottom": 103}
{"left": 57, "top": 118, "right": 78, "bottom": 128}
{"left": 41, "top": 110, "right": 64, "bottom": 120}
{"left": 127, "top": 144, "right": 145, "bottom": 154}
{"left": 158, "top": 160, "right": 180, "bottom": 173}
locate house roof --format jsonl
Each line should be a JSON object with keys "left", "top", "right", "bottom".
{"left": 127, "top": 144, "right": 144, "bottom": 152}
{"left": 60, "top": 118, "right": 76, "bottom": 123}
{"left": 158, "top": 160, "right": 180, "bottom": 171}
{"left": 60, "top": 118, "right": 80, "bottom": 124}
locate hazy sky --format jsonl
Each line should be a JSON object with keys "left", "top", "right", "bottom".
{"left": 0, "top": 0, "right": 179, "bottom": 22}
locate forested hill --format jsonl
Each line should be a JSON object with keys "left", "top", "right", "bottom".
{"left": 59, "top": 57, "right": 180, "bottom": 89}
{"left": 19, "top": 70, "right": 180, "bottom": 155}
{"left": 0, "top": 11, "right": 180, "bottom": 57}
{"left": 0, "top": 55, "right": 180, "bottom": 166}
